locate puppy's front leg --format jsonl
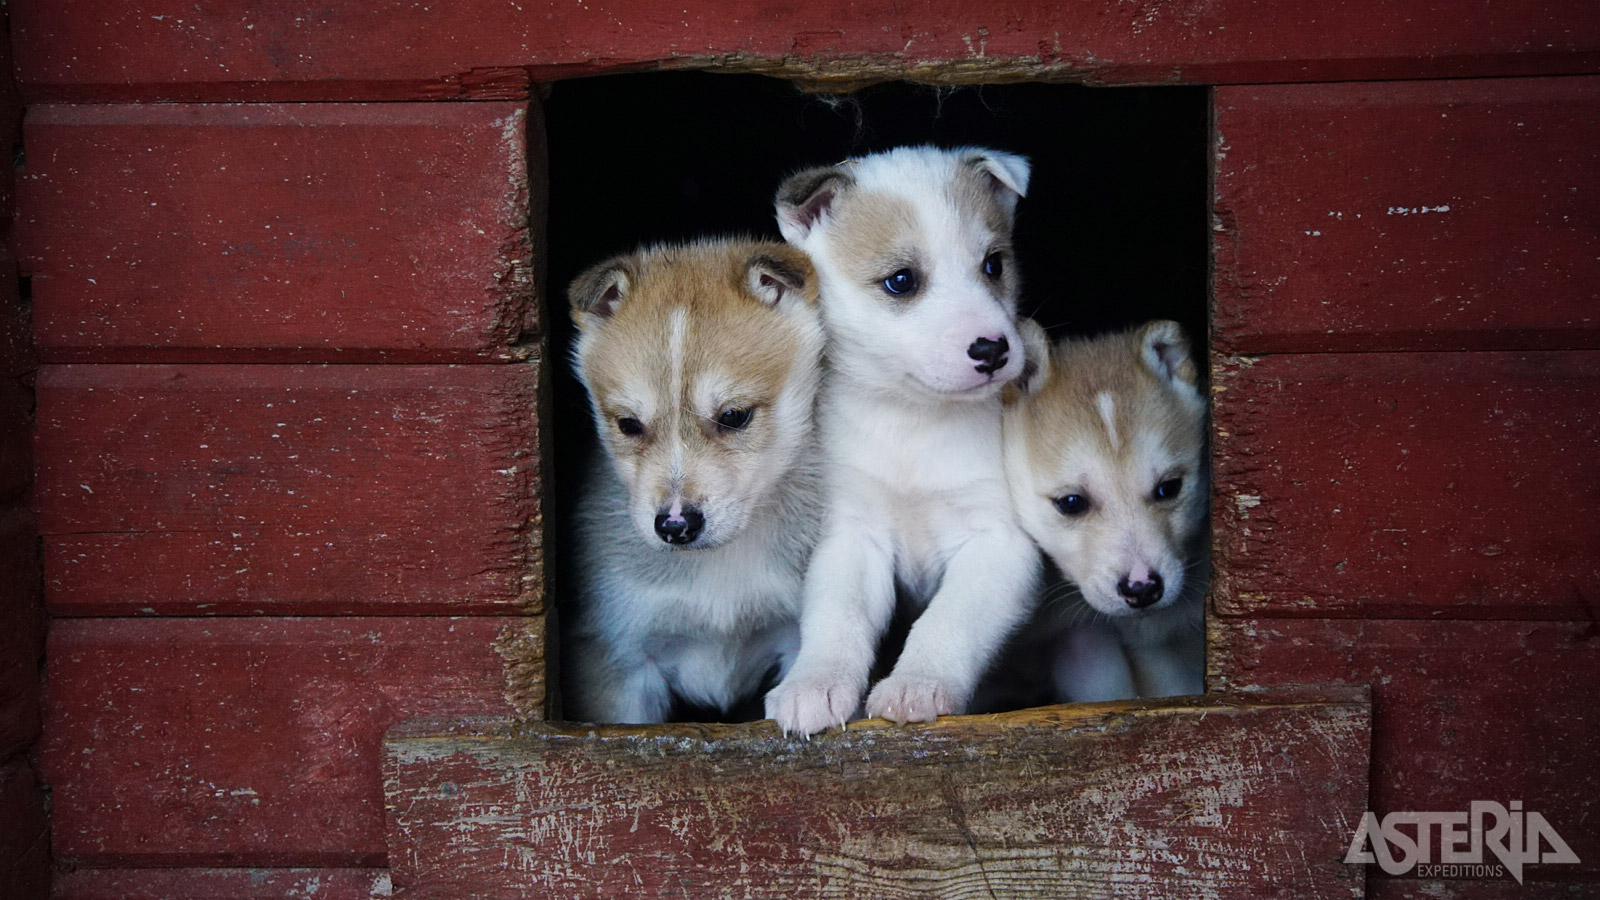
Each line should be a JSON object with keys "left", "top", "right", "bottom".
{"left": 867, "top": 525, "right": 1040, "bottom": 723}
{"left": 765, "top": 520, "right": 896, "bottom": 735}
{"left": 567, "top": 638, "right": 674, "bottom": 724}
{"left": 1129, "top": 632, "right": 1204, "bottom": 699}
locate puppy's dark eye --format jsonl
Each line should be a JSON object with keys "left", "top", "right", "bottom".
{"left": 716, "top": 407, "right": 753, "bottom": 432}
{"left": 1153, "top": 478, "right": 1183, "bottom": 501}
{"left": 881, "top": 268, "right": 919, "bottom": 296}
{"left": 983, "top": 252, "right": 1004, "bottom": 280}
{"left": 1053, "top": 494, "right": 1091, "bottom": 517}
{"left": 616, "top": 417, "right": 644, "bottom": 437}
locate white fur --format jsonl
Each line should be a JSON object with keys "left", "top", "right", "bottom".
{"left": 766, "top": 146, "right": 1043, "bottom": 734}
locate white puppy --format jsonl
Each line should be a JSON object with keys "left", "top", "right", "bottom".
{"left": 564, "top": 239, "right": 826, "bottom": 723}
{"left": 1002, "top": 319, "right": 1208, "bottom": 702}
{"left": 765, "top": 146, "right": 1043, "bottom": 734}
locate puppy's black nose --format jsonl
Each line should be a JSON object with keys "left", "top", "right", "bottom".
{"left": 654, "top": 507, "right": 705, "bottom": 545}
{"left": 1117, "top": 573, "right": 1165, "bottom": 609}
{"left": 967, "top": 335, "right": 1010, "bottom": 375}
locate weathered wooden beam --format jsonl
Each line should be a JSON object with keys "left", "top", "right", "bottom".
{"left": 1211, "top": 350, "right": 1600, "bottom": 619}
{"left": 11, "top": 0, "right": 1600, "bottom": 101}
{"left": 42, "top": 616, "right": 545, "bottom": 867}
{"left": 1213, "top": 77, "right": 1600, "bottom": 354}
{"left": 18, "top": 102, "right": 539, "bottom": 363}
{"left": 385, "top": 691, "right": 1371, "bottom": 899}
{"left": 1209, "top": 617, "right": 1600, "bottom": 885}
{"left": 35, "top": 362, "right": 543, "bottom": 616}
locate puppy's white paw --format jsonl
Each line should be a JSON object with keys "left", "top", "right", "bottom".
{"left": 866, "top": 674, "right": 961, "bottom": 724}
{"left": 766, "top": 674, "right": 861, "bottom": 736}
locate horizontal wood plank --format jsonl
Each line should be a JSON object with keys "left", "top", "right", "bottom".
{"left": 41, "top": 616, "right": 543, "bottom": 867}
{"left": 1211, "top": 350, "right": 1600, "bottom": 619}
{"left": 11, "top": 0, "right": 1600, "bottom": 100}
{"left": 1209, "top": 618, "right": 1600, "bottom": 885}
{"left": 18, "top": 103, "right": 537, "bottom": 362}
{"left": 0, "top": 506, "right": 44, "bottom": 762}
{"left": 385, "top": 693, "right": 1371, "bottom": 899}
{"left": 54, "top": 868, "right": 391, "bottom": 900}
{"left": 35, "top": 363, "right": 543, "bottom": 616}
{"left": 1214, "top": 77, "right": 1600, "bottom": 354}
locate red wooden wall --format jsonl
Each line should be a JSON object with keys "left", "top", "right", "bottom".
{"left": 17, "top": 94, "right": 551, "bottom": 895}
{"left": 1209, "top": 78, "right": 1600, "bottom": 897}
{"left": 6, "top": 2, "right": 1599, "bottom": 898}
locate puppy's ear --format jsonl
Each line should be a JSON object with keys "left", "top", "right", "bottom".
{"left": 568, "top": 256, "right": 635, "bottom": 326}
{"left": 746, "top": 245, "right": 818, "bottom": 308}
{"left": 1003, "top": 316, "right": 1053, "bottom": 405}
{"left": 775, "top": 166, "right": 854, "bottom": 243}
{"left": 964, "top": 148, "right": 1031, "bottom": 216}
{"left": 1138, "top": 320, "right": 1204, "bottom": 406}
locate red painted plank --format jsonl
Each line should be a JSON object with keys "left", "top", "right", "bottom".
{"left": 17, "top": 103, "right": 537, "bottom": 363}
{"left": 1211, "top": 351, "right": 1600, "bottom": 619}
{"left": 35, "top": 363, "right": 543, "bottom": 616}
{"left": 1210, "top": 618, "right": 1600, "bottom": 886}
{"left": 386, "top": 693, "right": 1370, "bottom": 899}
{"left": 0, "top": 762, "right": 49, "bottom": 900}
{"left": 41, "top": 616, "right": 539, "bottom": 867}
{"left": 54, "top": 868, "right": 391, "bottom": 900}
{"left": 12, "top": 0, "right": 1600, "bottom": 101}
{"left": 1214, "top": 77, "right": 1600, "bottom": 354}
{"left": 0, "top": 507, "right": 44, "bottom": 763}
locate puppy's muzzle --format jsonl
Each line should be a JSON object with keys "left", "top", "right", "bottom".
{"left": 654, "top": 506, "right": 706, "bottom": 546}
{"left": 967, "top": 335, "right": 1010, "bottom": 376}
{"left": 1117, "top": 572, "right": 1165, "bottom": 609}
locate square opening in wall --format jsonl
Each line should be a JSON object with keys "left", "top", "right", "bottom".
{"left": 543, "top": 71, "right": 1209, "bottom": 725}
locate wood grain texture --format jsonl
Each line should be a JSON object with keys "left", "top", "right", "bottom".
{"left": 1214, "top": 77, "right": 1600, "bottom": 354}
{"left": 54, "top": 867, "right": 392, "bottom": 900}
{"left": 0, "top": 762, "right": 49, "bottom": 900}
{"left": 1211, "top": 351, "right": 1600, "bottom": 619}
{"left": 11, "top": 0, "right": 1600, "bottom": 101}
{"left": 41, "top": 616, "right": 543, "bottom": 867}
{"left": 1209, "top": 617, "right": 1600, "bottom": 884}
{"left": 0, "top": 506, "right": 44, "bottom": 763}
{"left": 385, "top": 693, "right": 1371, "bottom": 899}
{"left": 17, "top": 103, "right": 537, "bottom": 363}
{"left": 35, "top": 363, "right": 543, "bottom": 616}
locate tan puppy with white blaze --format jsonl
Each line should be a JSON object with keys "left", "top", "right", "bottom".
{"left": 1004, "top": 319, "right": 1208, "bottom": 702}
{"left": 565, "top": 239, "right": 826, "bottom": 724}
{"left": 765, "top": 146, "right": 1042, "bottom": 735}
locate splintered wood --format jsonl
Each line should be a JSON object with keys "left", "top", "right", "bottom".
{"left": 385, "top": 692, "right": 1370, "bottom": 899}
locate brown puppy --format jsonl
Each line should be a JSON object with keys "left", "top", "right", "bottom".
{"left": 565, "top": 239, "right": 826, "bottom": 723}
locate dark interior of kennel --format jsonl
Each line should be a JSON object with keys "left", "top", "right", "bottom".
{"left": 544, "top": 74, "right": 1209, "bottom": 719}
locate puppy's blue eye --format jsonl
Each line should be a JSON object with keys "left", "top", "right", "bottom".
{"left": 983, "top": 252, "right": 1004, "bottom": 280}
{"left": 1153, "top": 478, "right": 1183, "bottom": 501}
{"left": 617, "top": 417, "right": 644, "bottom": 437}
{"left": 716, "top": 407, "right": 753, "bottom": 431}
{"left": 881, "top": 268, "right": 919, "bottom": 296}
{"left": 1053, "top": 494, "right": 1091, "bottom": 517}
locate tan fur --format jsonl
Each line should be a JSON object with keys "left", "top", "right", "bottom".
{"left": 574, "top": 241, "right": 819, "bottom": 522}
{"left": 564, "top": 237, "right": 827, "bottom": 723}
{"left": 999, "top": 319, "right": 1208, "bottom": 703}
{"left": 1020, "top": 329, "right": 1200, "bottom": 502}
{"left": 824, "top": 189, "right": 923, "bottom": 292}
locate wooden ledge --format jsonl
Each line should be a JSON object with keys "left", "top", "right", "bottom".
{"left": 384, "top": 689, "right": 1370, "bottom": 899}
